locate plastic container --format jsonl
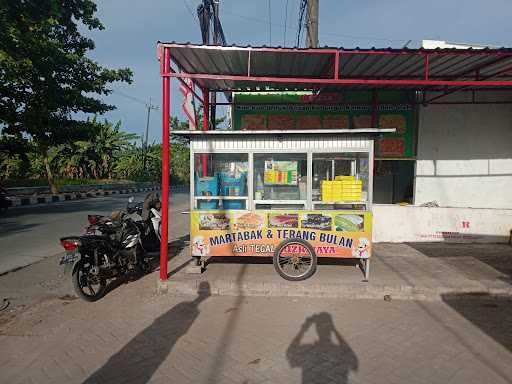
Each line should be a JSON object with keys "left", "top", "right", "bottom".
{"left": 195, "top": 174, "right": 219, "bottom": 209}
{"left": 219, "top": 172, "right": 246, "bottom": 209}
{"left": 320, "top": 178, "right": 363, "bottom": 201}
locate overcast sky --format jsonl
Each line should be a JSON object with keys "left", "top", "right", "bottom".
{"left": 87, "top": 0, "right": 512, "bottom": 143}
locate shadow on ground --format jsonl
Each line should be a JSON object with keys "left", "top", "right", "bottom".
{"left": 442, "top": 292, "right": 512, "bottom": 353}
{"left": 207, "top": 256, "right": 358, "bottom": 267}
{"left": 0, "top": 221, "right": 40, "bottom": 238}
{"left": 287, "top": 312, "right": 358, "bottom": 384}
{"left": 103, "top": 234, "right": 190, "bottom": 298}
{"left": 83, "top": 281, "right": 211, "bottom": 384}
{"left": 407, "top": 242, "right": 512, "bottom": 282}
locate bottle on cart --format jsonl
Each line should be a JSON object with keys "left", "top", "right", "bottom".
{"left": 255, "top": 172, "right": 264, "bottom": 200}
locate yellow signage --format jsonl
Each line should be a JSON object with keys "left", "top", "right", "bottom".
{"left": 190, "top": 210, "right": 372, "bottom": 259}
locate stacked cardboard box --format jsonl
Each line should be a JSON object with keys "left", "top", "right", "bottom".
{"left": 321, "top": 176, "right": 362, "bottom": 202}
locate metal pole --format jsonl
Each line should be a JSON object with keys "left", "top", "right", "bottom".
{"left": 143, "top": 97, "right": 152, "bottom": 171}
{"left": 306, "top": 0, "right": 319, "bottom": 48}
{"left": 145, "top": 97, "right": 152, "bottom": 148}
{"left": 201, "top": 87, "right": 209, "bottom": 176}
{"left": 211, "top": 0, "right": 219, "bottom": 129}
{"left": 160, "top": 47, "right": 170, "bottom": 281}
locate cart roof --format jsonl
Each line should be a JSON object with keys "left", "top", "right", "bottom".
{"left": 159, "top": 42, "right": 512, "bottom": 92}
{"left": 172, "top": 128, "right": 395, "bottom": 136}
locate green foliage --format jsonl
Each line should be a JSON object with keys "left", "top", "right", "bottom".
{"left": 113, "top": 142, "right": 189, "bottom": 185}
{"left": 0, "top": 116, "right": 190, "bottom": 186}
{"left": 0, "top": 0, "right": 132, "bottom": 191}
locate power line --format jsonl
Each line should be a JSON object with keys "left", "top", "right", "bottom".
{"left": 223, "top": 9, "right": 421, "bottom": 45}
{"left": 268, "top": 0, "right": 272, "bottom": 45}
{"left": 296, "top": 0, "right": 307, "bottom": 47}
{"left": 283, "top": 0, "right": 289, "bottom": 46}
{"left": 112, "top": 89, "right": 158, "bottom": 109}
{"left": 183, "top": 0, "right": 199, "bottom": 26}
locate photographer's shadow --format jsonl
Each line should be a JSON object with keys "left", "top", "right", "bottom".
{"left": 83, "top": 281, "right": 211, "bottom": 384}
{"left": 287, "top": 312, "right": 358, "bottom": 384}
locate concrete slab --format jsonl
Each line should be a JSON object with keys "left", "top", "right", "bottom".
{"left": 163, "top": 242, "right": 512, "bottom": 301}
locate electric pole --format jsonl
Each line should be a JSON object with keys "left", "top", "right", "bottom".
{"left": 211, "top": 0, "right": 220, "bottom": 130}
{"left": 197, "top": 0, "right": 226, "bottom": 130}
{"left": 306, "top": 0, "right": 319, "bottom": 48}
{"left": 143, "top": 97, "right": 158, "bottom": 170}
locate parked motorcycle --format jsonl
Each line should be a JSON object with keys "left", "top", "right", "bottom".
{"left": 59, "top": 193, "right": 162, "bottom": 301}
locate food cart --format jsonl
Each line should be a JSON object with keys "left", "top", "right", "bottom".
{"left": 174, "top": 128, "right": 393, "bottom": 281}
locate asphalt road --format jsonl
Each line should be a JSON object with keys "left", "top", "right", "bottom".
{"left": 0, "top": 191, "right": 190, "bottom": 275}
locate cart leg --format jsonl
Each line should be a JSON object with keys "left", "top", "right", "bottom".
{"left": 193, "top": 256, "right": 207, "bottom": 270}
{"left": 363, "top": 259, "right": 370, "bottom": 282}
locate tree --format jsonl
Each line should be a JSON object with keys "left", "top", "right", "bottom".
{"left": 73, "top": 118, "right": 138, "bottom": 178}
{"left": 0, "top": 1, "right": 132, "bottom": 193}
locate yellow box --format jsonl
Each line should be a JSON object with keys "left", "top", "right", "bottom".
{"left": 335, "top": 175, "right": 355, "bottom": 181}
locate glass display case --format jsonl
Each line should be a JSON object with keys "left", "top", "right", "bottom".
{"left": 253, "top": 153, "right": 307, "bottom": 209}
{"left": 312, "top": 153, "right": 369, "bottom": 210}
{"left": 193, "top": 153, "right": 248, "bottom": 209}
{"left": 191, "top": 150, "right": 371, "bottom": 211}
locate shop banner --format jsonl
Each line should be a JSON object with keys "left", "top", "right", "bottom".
{"left": 191, "top": 210, "right": 372, "bottom": 259}
{"left": 233, "top": 91, "right": 416, "bottom": 158}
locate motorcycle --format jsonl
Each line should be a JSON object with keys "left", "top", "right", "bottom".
{"left": 59, "top": 193, "right": 162, "bottom": 301}
{"left": 127, "top": 192, "right": 162, "bottom": 251}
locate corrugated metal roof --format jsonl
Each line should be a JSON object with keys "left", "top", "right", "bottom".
{"left": 160, "top": 42, "right": 512, "bottom": 92}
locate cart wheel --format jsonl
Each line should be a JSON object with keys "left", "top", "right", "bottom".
{"left": 273, "top": 238, "right": 317, "bottom": 281}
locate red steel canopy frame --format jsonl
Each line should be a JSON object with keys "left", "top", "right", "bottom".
{"left": 157, "top": 43, "right": 512, "bottom": 281}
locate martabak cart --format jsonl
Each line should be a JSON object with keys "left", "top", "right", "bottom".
{"left": 156, "top": 42, "right": 512, "bottom": 283}
{"left": 174, "top": 128, "right": 393, "bottom": 280}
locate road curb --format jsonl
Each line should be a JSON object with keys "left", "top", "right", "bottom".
{"left": 6, "top": 185, "right": 189, "bottom": 208}
{"left": 162, "top": 278, "right": 512, "bottom": 301}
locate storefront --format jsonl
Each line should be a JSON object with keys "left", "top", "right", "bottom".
{"left": 232, "top": 91, "right": 418, "bottom": 205}
{"left": 157, "top": 43, "right": 512, "bottom": 282}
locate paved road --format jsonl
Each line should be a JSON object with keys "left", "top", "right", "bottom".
{"left": 0, "top": 192, "right": 190, "bottom": 275}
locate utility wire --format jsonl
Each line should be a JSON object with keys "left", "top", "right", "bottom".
{"left": 112, "top": 89, "right": 157, "bottom": 108}
{"left": 268, "top": 0, "right": 272, "bottom": 45}
{"left": 283, "top": 0, "right": 289, "bottom": 46}
{"left": 183, "top": 0, "right": 199, "bottom": 26}
{"left": 223, "top": 9, "right": 421, "bottom": 45}
{"left": 296, "top": 0, "right": 307, "bottom": 47}
{"left": 303, "top": 4, "right": 309, "bottom": 48}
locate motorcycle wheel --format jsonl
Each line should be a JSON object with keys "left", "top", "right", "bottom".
{"left": 72, "top": 259, "right": 107, "bottom": 302}
{"left": 273, "top": 238, "right": 317, "bottom": 281}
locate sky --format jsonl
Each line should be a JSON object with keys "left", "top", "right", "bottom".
{"left": 86, "top": 0, "right": 512, "bottom": 143}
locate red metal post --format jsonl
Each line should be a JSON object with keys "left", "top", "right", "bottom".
{"left": 168, "top": 71, "right": 512, "bottom": 87}
{"left": 334, "top": 51, "right": 340, "bottom": 79}
{"left": 160, "top": 47, "right": 170, "bottom": 281}
{"left": 201, "top": 87, "right": 209, "bottom": 176}
{"left": 424, "top": 54, "right": 429, "bottom": 80}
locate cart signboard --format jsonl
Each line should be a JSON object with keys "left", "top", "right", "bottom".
{"left": 191, "top": 210, "right": 372, "bottom": 259}
{"left": 233, "top": 91, "right": 416, "bottom": 158}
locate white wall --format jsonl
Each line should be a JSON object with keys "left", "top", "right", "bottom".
{"left": 373, "top": 205, "right": 511, "bottom": 243}
{"left": 415, "top": 92, "right": 512, "bottom": 209}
